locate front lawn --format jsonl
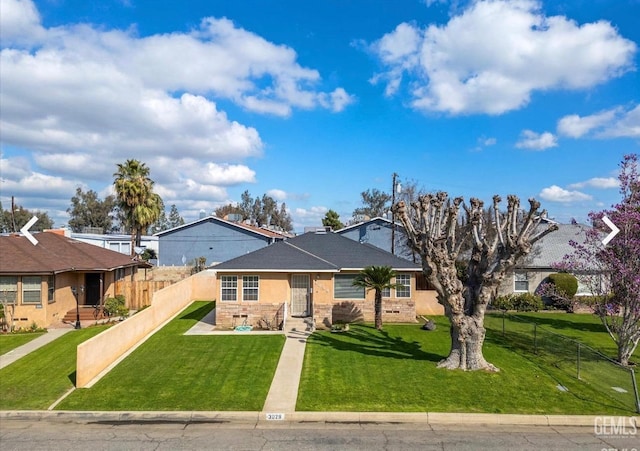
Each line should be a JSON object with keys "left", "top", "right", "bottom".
{"left": 57, "top": 301, "right": 285, "bottom": 411}
{"left": 0, "top": 326, "right": 109, "bottom": 410}
{"left": 0, "top": 331, "right": 45, "bottom": 355}
{"left": 297, "top": 317, "right": 635, "bottom": 414}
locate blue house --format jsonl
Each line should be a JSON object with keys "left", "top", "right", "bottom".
{"left": 336, "top": 217, "right": 414, "bottom": 261}
{"left": 155, "top": 216, "right": 288, "bottom": 267}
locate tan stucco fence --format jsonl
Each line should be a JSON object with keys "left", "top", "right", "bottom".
{"left": 76, "top": 270, "right": 216, "bottom": 388}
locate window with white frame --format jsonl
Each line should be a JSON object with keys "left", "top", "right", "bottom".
{"left": 47, "top": 275, "right": 55, "bottom": 303}
{"left": 396, "top": 274, "right": 411, "bottom": 298}
{"left": 221, "top": 276, "right": 238, "bottom": 301}
{"left": 514, "top": 271, "right": 529, "bottom": 292}
{"left": 0, "top": 276, "right": 18, "bottom": 304}
{"left": 334, "top": 275, "right": 365, "bottom": 299}
{"left": 381, "top": 287, "right": 391, "bottom": 298}
{"left": 242, "top": 275, "right": 259, "bottom": 301}
{"left": 22, "top": 276, "right": 42, "bottom": 304}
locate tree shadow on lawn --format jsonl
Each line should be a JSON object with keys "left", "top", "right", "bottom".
{"left": 309, "top": 325, "right": 443, "bottom": 362}
{"left": 509, "top": 313, "right": 606, "bottom": 333}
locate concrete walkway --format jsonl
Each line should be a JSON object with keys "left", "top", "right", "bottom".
{"left": 0, "top": 327, "right": 73, "bottom": 370}
{"left": 262, "top": 326, "right": 311, "bottom": 412}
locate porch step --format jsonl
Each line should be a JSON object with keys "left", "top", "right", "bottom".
{"left": 286, "top": 316, "right": 314, "bottom": 333}
{"left": 62, "top": 307, "right": 109, "bottom": 324}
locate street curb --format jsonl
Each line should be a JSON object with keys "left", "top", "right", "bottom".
{"left": 0, "top": 410, "right": 629, "bottom": 427}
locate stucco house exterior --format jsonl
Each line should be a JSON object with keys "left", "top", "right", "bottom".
{"left": 0, "top": 230, "right": 146, "bottom": 329}
{"left": 498, "top": 222, "right": 597, "bottom": 298}
{"left": 155, "top": 215, "right": 289, "bottom": 267}
{"left": 212, "top": 230, "right": 441, "bottom": 329}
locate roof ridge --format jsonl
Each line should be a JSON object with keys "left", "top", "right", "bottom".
{"left": 284, "top": 241, "right": 339, "bottom": 269}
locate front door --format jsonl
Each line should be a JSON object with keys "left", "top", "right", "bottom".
{"left": 85, "top": 273, "right": 102, "bottom": 306}
{"left": 291, "top": 274, "right": 310, "bottom": 317}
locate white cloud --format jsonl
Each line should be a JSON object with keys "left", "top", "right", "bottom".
{"left": 369, "top": 0, "right": 636, "bottom": 115}
{"left": 539, "top": 185, "right": 592, "bottom": 203}
{"left": 515, "top": 130, "right": 558, "bottom": 150}
{"left": 567, "top": 177, "right": 619, "bottom": 189}
{"left": 557, "top": 105, "right": 640, "bottom": 139}
{"left": 0, "top": 0, "right": 353, "bottom": 226}
{"left": 557, "top": 108, "right": 619, "bottom": 138}
{"left": 267, "top": 189, "right": 288, "bottom": 201}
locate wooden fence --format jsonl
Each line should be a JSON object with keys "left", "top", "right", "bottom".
{"left": 113, "top": 280, "right": 174, "bottom": 310}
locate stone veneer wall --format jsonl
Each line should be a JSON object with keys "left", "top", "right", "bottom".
{"left": 215, "top": 302, "right": 284, "bottom": 329}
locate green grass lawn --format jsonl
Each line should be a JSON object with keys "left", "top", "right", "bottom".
{"left": 297, "top": 316, "right": 637, "bottom": 414}
{"left": 57, "top": 301, "right": 285, "bottom": 411}
{"left": 485, "top": 311, "right": 639, "bottom": 361}
{"left": 0, "top": 332, "right": 45, "bottom": 355}
{"left": 0, "top": 326, "right": 109, "bottom": 410}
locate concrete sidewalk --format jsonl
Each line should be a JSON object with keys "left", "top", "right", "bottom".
{"left": 0, "top": 327, "right": 73, "bottom": 370}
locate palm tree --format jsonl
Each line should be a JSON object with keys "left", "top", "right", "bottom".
{"left": 113, "top": 159, "right": 162, "bottom": 256}
{"left": 352, "top": 265, "right": 400, "bottom": 330}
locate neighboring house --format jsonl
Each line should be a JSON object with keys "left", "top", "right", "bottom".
{"left": 212, "top": 230, "right": 441, "bottom": 329}
{"left": 155, "top": 215, "right": 289, "bottom": 267}
{"left": 70, "top": 232, "right": 158, "bottom": 257}
{"left": 336, "top": 217, "right": 414, "bottom": 260}
{"left": 498, "top": 222, "right": 597, "bottom": 297}
{"left": 0, "top": 230, "right": 146, "bottom": 329}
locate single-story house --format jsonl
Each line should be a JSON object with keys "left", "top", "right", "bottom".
{"left": 155, "top": 215, "right": 289, "bottom": 267}
{"left": 70, "top": 232, "right": 158, "bottom": 258}
{"left": 336, "top": 217, "right": 415, "bottom": 261}
{"left": 212, "top": 229, "right": 441, "bottom": 329}
{"left": 0, "top": 229, "right": 147, "bottom": 329}
{"left": 498, "top": 222, "right": 598, "bottom": 297}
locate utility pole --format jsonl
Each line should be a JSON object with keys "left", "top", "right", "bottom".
{"left": 391, "top": 173, "right": 400, "bottom": 255}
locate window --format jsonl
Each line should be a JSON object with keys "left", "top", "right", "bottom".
{"left": 47, "top": 276, "right": 55, "bottom": 303}
{"left": 416, "top": 273, "right": 434, "bottom": 291}
{"left": 381, "top": 287, "right": 391, "bottom": 298}
{"left": 514, "top": 272, "right": 529, "bottom": 292}
{"left": 115, "top": 268, "right": 125, "bottom": 281}
{"left": 0, "top": 276, "right": 18, "bottom": 304}
{"left": 242, "top": 276, "right": 259, "bottom": 301}
{"left": 334, "top": 275, "right": 365, "bottom": 299}
{"left": 22, "top": 276, "right": 42, "bottom": 304}
{"left": 221, "top": 276, "right": 238, "bottom": 301}
{"left": 396, "top": 274, "right": 411, "bottom": 298}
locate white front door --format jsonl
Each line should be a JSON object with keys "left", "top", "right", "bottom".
{"left": 291, "top": 274, "right": 310, "bottom": 317}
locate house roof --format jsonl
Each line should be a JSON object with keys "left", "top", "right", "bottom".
{"left": 153, "top": 215, "right": 290, "bottom": 240}
{"left": 213, "top": 231, "right": 421, "bottom": 272}
{"left": 520, "top": 223, "right": 600, "bottom": 269}
{"left": 337, "top": 216, "right": 395, "bottom": 233}
{"left": 0, "top": 231, "right": 146, "bottom": 275}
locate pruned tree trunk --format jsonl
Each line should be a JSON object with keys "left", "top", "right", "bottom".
{"left": 394, "top": 193, "right": 557, "bottom": 372}
{"left": 374, "top": 291, "right": 383, "bottom": 330}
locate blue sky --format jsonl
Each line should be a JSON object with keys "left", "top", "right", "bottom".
{"left": 1, "top": 0, "right": 639, "bottom": 232}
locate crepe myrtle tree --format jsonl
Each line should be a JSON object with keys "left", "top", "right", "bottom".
{"left": 557, "top": 154, "right": 640, "bottom": 366}
{"left": 394, "top": 193, "right": 557, "bottom": 371}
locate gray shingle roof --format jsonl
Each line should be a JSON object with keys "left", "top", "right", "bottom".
{"left": 521, "top": 223, "right": 600, "bottom": 269}
{"left": 213, "top": 231, "right": 421, "bottom": 272}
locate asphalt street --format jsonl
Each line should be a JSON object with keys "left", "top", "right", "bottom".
{"left": 1, "top": 419, "right": 638, "bottom": 451}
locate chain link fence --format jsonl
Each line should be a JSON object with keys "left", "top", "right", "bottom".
{"left": 485, "top": 312, "right": 640, "bottom": 414}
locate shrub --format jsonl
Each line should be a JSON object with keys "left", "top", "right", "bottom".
{"left": 492, "top": 295, "right": 515, "bottom": 310}
{"left": 492, "top": 293, "right": 543, "bottom": 312}
{"left": 104, "top": 295, "right": 129, "bottom": 319}
{"left": 548, "top": 273, "right": 578, "bottom": 298}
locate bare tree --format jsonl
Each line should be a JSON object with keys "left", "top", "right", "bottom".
{"left": 394, "top": 193, "right": 557, "bottom": 371}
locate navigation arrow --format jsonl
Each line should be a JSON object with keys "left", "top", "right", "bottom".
{"left": 601, "top": 215, "right": 620, "bottom": 246}
{"left": 20, "top": 215, "right": 39, "bottom": 246}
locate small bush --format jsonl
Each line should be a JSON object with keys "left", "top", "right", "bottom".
{"left": 548, "top": 273, "right": 578, "bottom": 298}
{"left": 104, "top": 295, "right": 129, "bottom": 319}
{"left": 492, "top": 293, "right": 542, "bottom": 312}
